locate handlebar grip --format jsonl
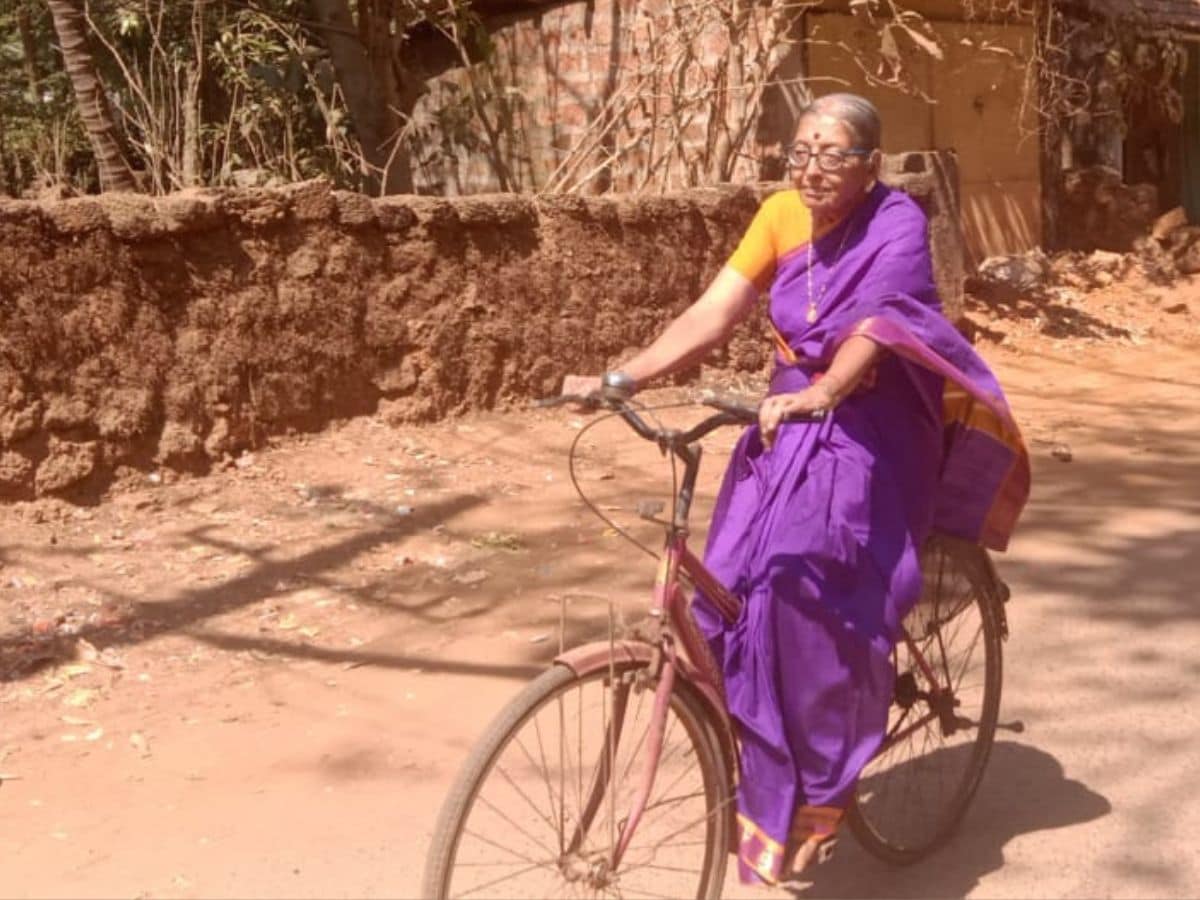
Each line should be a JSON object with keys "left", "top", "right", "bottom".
{"left": 700, "top": 390, "right": 828, "bottom": 424}
{"left": 699, "top": 390, "right": 758, "bottom": 422}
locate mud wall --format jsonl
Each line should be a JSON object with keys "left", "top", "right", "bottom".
{"left": 0, "top": 153, "right": 962, "bottom": 500}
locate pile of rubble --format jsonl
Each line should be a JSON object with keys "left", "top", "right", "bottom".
{"left": 1136, "top": 206, "right": 1200, "bottom": 280}
{"left": 968, "top": 206, "right": 1199, "bottom": 303}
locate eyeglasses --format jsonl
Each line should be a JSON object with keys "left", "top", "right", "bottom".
{"left": 785, "top": 144, "right": 872, "bottom": 172}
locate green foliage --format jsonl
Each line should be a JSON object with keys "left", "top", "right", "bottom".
{"left": 0, "top": 0, "right": 368, "bottom": 196}
{"left": 206, "top": 3, "right": 353, "bottom": 185}
{"left": 0, "top": 1, "right": 92, "bottom": 193}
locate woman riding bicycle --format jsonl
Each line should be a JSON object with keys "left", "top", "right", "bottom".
{"left": 590, "top": 93, "right": 1030, "bottom": 885}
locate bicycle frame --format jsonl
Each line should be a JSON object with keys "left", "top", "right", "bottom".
{"left": 549, "top": 395, "right": 962, "bottom": 876}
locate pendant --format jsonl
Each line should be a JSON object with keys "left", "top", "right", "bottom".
{"left": 806, "top": 303, "right": 817, "bottom": 324}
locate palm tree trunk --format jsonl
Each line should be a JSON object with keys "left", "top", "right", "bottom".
{"left": 45, "top": 0, "right": 139, "bottom": 192}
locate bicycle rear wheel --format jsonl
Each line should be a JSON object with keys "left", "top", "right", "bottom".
{"left": 423, "top": 659, "right": 733, "bottom": 899}
{"left": 848, "top": 534, "right": 1004, "bottom": 865}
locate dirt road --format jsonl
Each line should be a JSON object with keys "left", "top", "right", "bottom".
{"left": 1, "top": 283, "right": 1198, "bottom": 898}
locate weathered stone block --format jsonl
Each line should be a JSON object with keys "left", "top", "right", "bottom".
{"left": 334, "top": 190, "right": 377, "bottom": 227}
{"left": 156, "top": 190, "right": 224, "bottom": 233}
{"left": 373, "top": 197, "right": 418, "bottom": 232}
{"left": 42, "top": 198, "right": 110, "bottom": 234}
{"left": 101, "top": 193, "right": 166, "bottom": 240}
{"left": 222, "top": 188, "right": 289, "bottom": 228}
{"left": 406, "top": 197, "right": 460, "bottom": 229}
{"left": 0, "top": 450, "right": 34, "bottom": 491}
{"left": 35, "top": 438, "right": 97, "bottom": 495}
{"left": 279, "top": 179, "right": 336, "bottom": 221}
{"left": 0, "top": 402, "right": 42, "bottom": 445}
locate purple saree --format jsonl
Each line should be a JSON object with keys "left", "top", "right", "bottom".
{"left": 693, "top": 183, "right": 1029, "bottom": 884}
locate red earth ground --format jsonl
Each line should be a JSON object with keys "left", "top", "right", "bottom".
{"left": 1, "top": 272, "right": 1198, "bottom": 898}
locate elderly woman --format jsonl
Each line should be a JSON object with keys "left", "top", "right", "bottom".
{"left": 597, "top": 93, "right": 1028, "bottom": 884}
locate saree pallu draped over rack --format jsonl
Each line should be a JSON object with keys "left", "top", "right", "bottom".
{"left": 694, "top": 183, "right": 1029, "bottom": 884}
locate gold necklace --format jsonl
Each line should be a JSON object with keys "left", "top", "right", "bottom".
{"left": 805, "top": 218, "right": 853, "bottom": 324}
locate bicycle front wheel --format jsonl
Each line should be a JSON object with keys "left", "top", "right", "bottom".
{"left": 849, "top": 534, "right": 1004, "bottom": 864}
{"left": 423, "top": 659, "right": 733, "bottom": 899}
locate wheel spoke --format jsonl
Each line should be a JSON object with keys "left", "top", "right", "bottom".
{"left": 429, "top": 664, "right": 730, "bottom": 897}
{"left": 451, "top": 859, "right": 561, "bottom": 899}
{"left": 852, "top": 537, "right": 1000, "bottom": 863}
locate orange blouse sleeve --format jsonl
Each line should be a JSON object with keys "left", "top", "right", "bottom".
{"left": 727, "top": 190, "right": 813, "bottom": 293}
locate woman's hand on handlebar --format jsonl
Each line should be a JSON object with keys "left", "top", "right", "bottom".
{"left": 759, "top": 384, "right": 833, "bottom": 450}
{"left": 560, "top": 372, "right": 638, "bottom": 405}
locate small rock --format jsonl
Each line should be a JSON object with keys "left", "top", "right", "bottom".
{"left": 1165, "top": 303, "right": 1189, "bottom": 315}
{"left": 452, "top": 569, "right": 490, "bottom": 586}
{"left": 1051, "top": 444, "right": 1073, "bottom": 463}
{"left": 1151, "top": 206, "right": 1188, "bottom": 241}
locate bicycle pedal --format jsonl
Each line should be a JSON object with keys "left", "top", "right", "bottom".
{"left": 816, "top": 838, "right": 838, "bottom": 864}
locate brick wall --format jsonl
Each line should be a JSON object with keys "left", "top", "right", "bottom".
{"left": 409, "top": 0, "right": 785, "bottom": 195}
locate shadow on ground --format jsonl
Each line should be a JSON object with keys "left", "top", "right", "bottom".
{"left": 790, "top": 741, "right": 1110, "bottom": 898}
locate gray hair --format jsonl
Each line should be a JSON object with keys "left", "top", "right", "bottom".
{"left": 799, "top": 93, "right": 882, "bottom": 151}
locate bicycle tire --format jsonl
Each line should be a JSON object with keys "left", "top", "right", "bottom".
{"left": 422, "top": 660, "right": 733, "bottom": 899}
{"left": 848, "top": 534, "right": 1004, "bottom": 865}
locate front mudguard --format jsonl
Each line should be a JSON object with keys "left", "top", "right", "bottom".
{"left": 553, "top": 639, "right": 739, "bottom": 801}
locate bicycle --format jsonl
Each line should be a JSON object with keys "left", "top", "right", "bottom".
{"left": 423, "top": 386, "right": 1011, "bottom": 899}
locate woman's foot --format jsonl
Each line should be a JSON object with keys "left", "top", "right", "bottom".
{"left": 782, "top": 805, "right": 844, "bottom": 880}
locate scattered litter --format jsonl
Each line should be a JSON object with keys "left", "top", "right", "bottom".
{"left": 1051, "top": 444, "right": 1074, "bottom": 463}
{"left": 470, "top": 531, "right": 524, "bottom": 551}
{"left": 529, "top": 634, "right": 550, "bottom": 644}
{"left": 60, "top": 715, "right": 93, "bottom": 726}
{"left": 84, "top": 727, "right": 104, "bottom": 742}
{"left": 394, "top": 505, "right": 414, "bottom": 517}
{"left": 99, "top": 648, "right": 126, "bottom": 669}
{"left": 62, "top": 688, "right": 98, "bottom": 708}
{"left": 452, "top": 569, "right": 491, "bottom": 586}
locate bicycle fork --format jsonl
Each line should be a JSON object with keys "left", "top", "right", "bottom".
{"left": 561, "top": 544, "right": 689, "bottom": 882}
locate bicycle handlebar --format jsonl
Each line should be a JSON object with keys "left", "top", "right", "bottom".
{"left": 533, "top": 388, "right": 825, "bottom": 450}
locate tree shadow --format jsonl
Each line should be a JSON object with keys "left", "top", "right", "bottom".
{"left": 0, "top": 490, "right": 486, "bottom": 682}
{"left": 963, "top": 290, "right": 1133, "bottom": 342}
{"left": 790, "top": 741, "right": 1111, "bottom": 898}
